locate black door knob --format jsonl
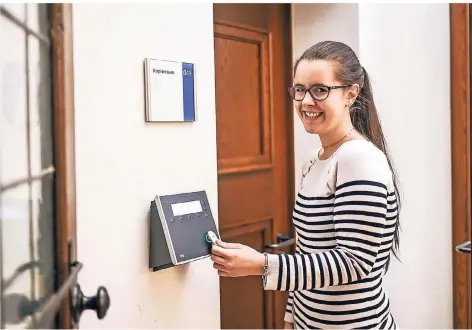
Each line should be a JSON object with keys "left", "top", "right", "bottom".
{"left": 71, "top": 284, "right": 110, "bottom": 324}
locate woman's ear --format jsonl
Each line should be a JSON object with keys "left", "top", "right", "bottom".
{"left": 346, "top": 83, "right": 360, "bottom": 106}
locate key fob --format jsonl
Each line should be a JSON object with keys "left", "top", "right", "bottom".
{"left": 206, "top": 230, "right": 218, "bottom": 245}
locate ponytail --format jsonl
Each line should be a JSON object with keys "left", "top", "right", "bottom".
{"left": 351, "top": 67, "right": 402, "bottom": 271}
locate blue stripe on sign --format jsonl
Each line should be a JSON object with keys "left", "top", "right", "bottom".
{"left": 182, "top": 62, "right": 195, "bottom": 121}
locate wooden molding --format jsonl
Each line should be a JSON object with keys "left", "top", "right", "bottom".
{"left": 49, "top": 3, "right": 77, "bottom": 328}
{"left": 450, "top": 4, "right": 471, "bottom": 329}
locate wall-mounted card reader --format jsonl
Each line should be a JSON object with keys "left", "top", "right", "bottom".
{"left": 149, "top": 190, "right": 220, "bottom": 271}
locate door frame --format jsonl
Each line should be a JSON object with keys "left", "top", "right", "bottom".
{"left": 450, "top": 3, "right": 471, "bottom": 329}
{"left": 268, "top": 5, "right": 296, "bottom": 328}
{"left": 49, "top": 3, "right": 77, "bottom": 328}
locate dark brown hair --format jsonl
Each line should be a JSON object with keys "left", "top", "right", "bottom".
{"left": 294, "top": 41, "right": 401, "bottom": 271}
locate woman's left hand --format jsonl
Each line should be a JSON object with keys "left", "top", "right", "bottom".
{"left": 211, "top": 240, "right": 265, "bottom": 277}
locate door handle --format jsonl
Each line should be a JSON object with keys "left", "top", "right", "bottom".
{"left": 455, "top": 240, "right": 471, "bottom": 254}
{"left": 25, "top": 261, "right": 83, "bottom": 328}
{"left": 71, "top": 283, "right": 110, "bottom": 325}
{"left": 11, "top": 261, "right": 111, "bottom": 328}
{"left": 264, "top": 233, "right": 295, "bottom": 249}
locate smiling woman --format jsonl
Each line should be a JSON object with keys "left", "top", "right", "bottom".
{"left": 211, "top": 41, "right": 402, "bottom": 329}
{"left": 288, "top": 58, "right": 357, "bottom": 139}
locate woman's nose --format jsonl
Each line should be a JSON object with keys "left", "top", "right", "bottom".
{"left": 301, "top": 91, "right": 316, "bottom": 106}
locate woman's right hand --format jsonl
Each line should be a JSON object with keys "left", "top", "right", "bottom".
{"left": 284, "top": 321, "right": 294, "bottom": 329}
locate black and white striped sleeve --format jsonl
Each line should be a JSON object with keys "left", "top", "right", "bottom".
{"left": 264, "top": 148, "right": 392, "bottom": 291}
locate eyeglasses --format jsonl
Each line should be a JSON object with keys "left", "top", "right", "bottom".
{"left": 288, "top": 84, "right": 352, "bottom": 101}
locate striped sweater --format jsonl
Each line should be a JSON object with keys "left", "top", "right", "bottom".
{"left": 264, "top": 140, "right": 399, "bottom": 329}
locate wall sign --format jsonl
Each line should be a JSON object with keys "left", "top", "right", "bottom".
{"left": 144, "top": 58, "right": 196, "bottom": 122}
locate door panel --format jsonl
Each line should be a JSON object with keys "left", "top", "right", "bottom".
{"left": 214, "top": 4, "right": 295, "bottom": 329}
{"left": 215, "top": 23, "right": 271, "bottom": 168}
{"left": 220, "top": 229, "right": 270, "bottom": 329}
{"left": 218, "top": 171, "right": 274, "bottom": 229}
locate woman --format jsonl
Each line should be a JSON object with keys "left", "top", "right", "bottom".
{"left": 211, "top": 41, "right": 401, "bottom": 329}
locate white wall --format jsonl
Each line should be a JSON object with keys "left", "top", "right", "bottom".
{"left": 358, "top": 4, "right": 452, "bottom": 328}
{"left": 292, "top": 3, "right": 452, "bottom": 328}
{"left": 72, "top": 4, "right": 220, "bottom": 328}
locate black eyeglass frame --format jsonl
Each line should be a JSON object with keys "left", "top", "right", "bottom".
{"left": 288, "top": 84, "right": 352, "bottom": 101}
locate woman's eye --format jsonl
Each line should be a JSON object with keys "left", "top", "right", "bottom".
{"left": 312, "top": 87, "right": 329, "bottom": 95}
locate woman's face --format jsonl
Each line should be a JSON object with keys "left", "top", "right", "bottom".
{"left": 292, "top": 59, "right": 356, "bottom": 136}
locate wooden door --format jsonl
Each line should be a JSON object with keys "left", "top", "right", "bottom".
{"left": 213, "top": 4, "right": 295, "bottom": 329}
{"left": 0, "top": 4, "right": 110, "bottom": 328}
{"left": 450, "top": 3, "right": 472, "bottom": 329}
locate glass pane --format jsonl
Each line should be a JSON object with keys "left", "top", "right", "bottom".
{"left": 0, "top": 16, "right": 28, "bottom": 186}
{"left": 0, "top": 175, "right": 55, "bottom": 329}
{"left": 0, "top": 184, "right": 34, "bottom": 328}
{"left": 31, "top": 173, "right": 55, "bottom": 328}
{"left": 29, "top": 34, "right": 54, "bottom": 176}
{"left": 1, "top": 4, "right": 26, "bottom": 22}
{"left": 1, "top": 10, "right": 56, "bottom": 328}
{"left": 27, "top": 4, "right": 49, "bottom": 38}
{"left": 28, "top": 28, "right": 56, "bottom": 316}
{"left": 27, "top": 8, "right": 55, "bottom": 320}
